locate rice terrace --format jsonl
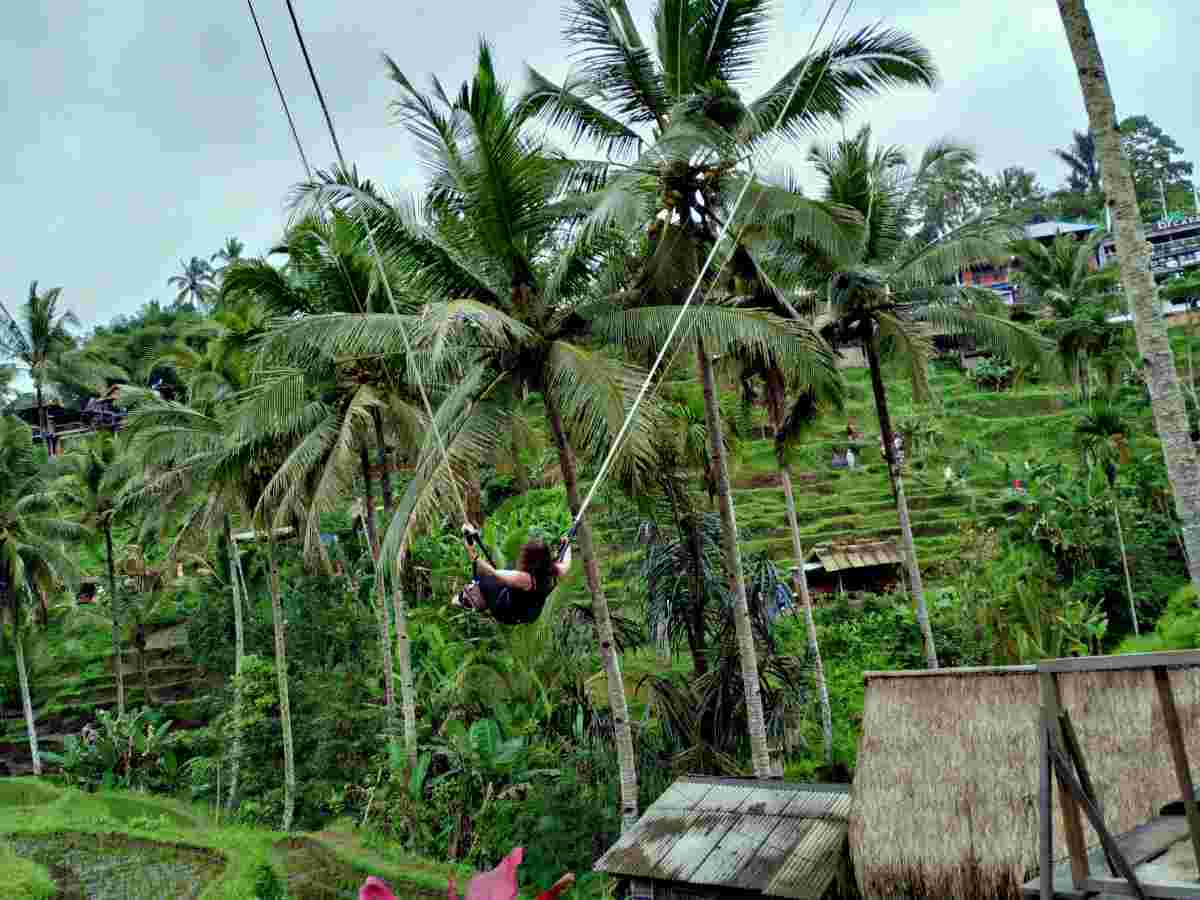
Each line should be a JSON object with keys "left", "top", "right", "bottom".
{"left": 2, "top": 0, "right": 1200, "bottom": 897}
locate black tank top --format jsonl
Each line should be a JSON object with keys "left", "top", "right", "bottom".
{"left": 477, "top": 569, "right": 556, "bottom": 625}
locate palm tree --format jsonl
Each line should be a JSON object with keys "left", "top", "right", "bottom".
{"left": 1075, "top": 398, "right": 1138, "bottom": 634}
{"left": 1009, "top": 231, "right": 1122, "bottom": 401}
{"left": 1055, "top": 129, "right": 1101, "bottom": 195}
{"left": 758, "top": 375, "right": 836, "bottom": 766}
{"left": 53, "top": 433, "right": 135, "bottom": 715}
{"left": 211, "top": 237, "right": 246, "bottom": 269}
{"left": 168, "top": 257, "right": 216, "bottom": 309}
{"left": 775, "top": 126, "right": 1048, "bottom": 669}
{"left": 280, "top": 42, "right": 677, "bottom": 827}
{"left": 1056, "top": 0, "right": 1200, "bottom": 596}
{"left": 524, "top": 1, "right": 936, "bottom": 767}
{"left": 0, "top": 418, "right": 83, "bottom": 774}
{"left": 0, "top": 282, "right": 118, "bottom": 444}
{"left": 0, "top": 365, "right": 16, "bottom": 405}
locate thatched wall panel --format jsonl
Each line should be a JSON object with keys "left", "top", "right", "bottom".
{"left": 851, "top": 666, "right": 1200, "bottom": 900}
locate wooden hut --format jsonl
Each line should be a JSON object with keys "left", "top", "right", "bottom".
{"left": 851, "top": 660, "right": 1200, "bottom": 900}
{"left": 802, "top": 541, "right": 901, "bottom": 597}
{"left": 594, "top": 776, "right": 857, "bottom": 899}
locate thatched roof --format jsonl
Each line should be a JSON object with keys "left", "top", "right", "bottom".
{"left": 850, "top": 664, "right": 1200, "bottom": 900}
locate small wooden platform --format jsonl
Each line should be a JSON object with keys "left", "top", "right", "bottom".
{"left": 1021, "top": 816, "right": 1193, "bottom": 898}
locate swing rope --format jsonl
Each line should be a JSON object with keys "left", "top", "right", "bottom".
{"left": 262, "top": 0, "right": 851, "bottom": 565}
{"left": 281, "top": 0, "right": 472, "bottom": 531}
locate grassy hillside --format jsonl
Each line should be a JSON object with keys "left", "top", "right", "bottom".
{"left": 0, "top": 778, "right": 468, "bottom": 899}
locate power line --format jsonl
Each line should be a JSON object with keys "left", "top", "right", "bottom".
{"left": 246, "top": 0, "right": 311, "bottom": 179}
{"left": 281, "top": 0, "right": 469, "bottom": 527}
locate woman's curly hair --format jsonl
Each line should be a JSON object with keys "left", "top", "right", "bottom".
{"left": 517, "top": 538, "right": 555, "bottom": 584}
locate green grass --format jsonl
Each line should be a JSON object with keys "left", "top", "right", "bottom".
{"left": 0, "top": 840, "right": 56, "bottom": 900}
{"left": 0, "top": 778, "right": 469, "bottom": 899}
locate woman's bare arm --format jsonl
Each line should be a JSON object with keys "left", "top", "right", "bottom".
{"left": 469, "top": 550, "right": 535, "bottom": 591}
{"left": 552, "top": 541, "right": 571, "bottom": 578}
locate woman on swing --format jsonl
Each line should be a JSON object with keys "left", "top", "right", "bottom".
{"left": 452, "top": 523, "right": 571, "bottom": 625}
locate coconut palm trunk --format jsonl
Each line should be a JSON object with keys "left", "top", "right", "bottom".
{"left": 764, "top": 370, "right": 833, "bottom": 766}
{"left": 1112, "top": 496, "right": 1139, "bottom": 635}
{"left": 224, "top": 515, "right": 244, "bottom": 811}
{"left": 372, "top": 409, "right": 394, "bottom": 517}
{"left": 34, "top": 382, "right": 48, "bottom": 452}
{"left": 696, "top": 337, "right": 773, "bottom": 778}
{"left": 360, "top": 445, "right": 379, "bottom": 561}
{"left": 265, "top": 531, "right": 296, "bottom": 832}
{"left": 361, "top": 434, "right": 397, "bottom": 733}
{"left": 544, "top": 391, "right": 639, "bottom": 830}
{"left": 7, "top": 582, "right": 40, "bottom": 777}
{"left": 863, "top": 330, "right": 939, "bottom": 669}
{"left": 1057, "top": 0, "right": 1200, "bottom": 595}
{"left": 15, "top": 629, "right": 40, "bottom": 776}
{"left": 374, "top": 561, "right": 396, "bottom": 733}
{"left": 104, "top": 524, "right": 126, "bottom": 716}
{"left": 391, "top": 576, "right": 417, "bottom": 766}
{"left": 135, "top": 621, "right": 153, "bottom": 706}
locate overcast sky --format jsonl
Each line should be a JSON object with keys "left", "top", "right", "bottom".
{"left": 2, "top": 1, "right": 1196, "bottom": 337}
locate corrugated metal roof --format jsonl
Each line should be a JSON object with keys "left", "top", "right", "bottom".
{"left": 808, "top": 540, "right": 902, "bottom": 573}
{"left": 594, "top": 777, "right": 851, "bottom": 899}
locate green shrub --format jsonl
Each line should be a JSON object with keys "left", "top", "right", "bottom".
{"left": 1118, "top": 584, "right": 1200, "bottom": 653}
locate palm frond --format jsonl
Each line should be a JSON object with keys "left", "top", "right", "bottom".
{"left": 745, "top": 25, "right": 937, "bottom": 145}
{"left": 520, "top": 66, "right": 643, "bottom": 159}
{"left": 564, "top": 0, "right": 668, "bottom": 128}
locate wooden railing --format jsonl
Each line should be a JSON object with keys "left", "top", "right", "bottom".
{"left": 1038, "top": 650, "right": 1200, "bottom": 899}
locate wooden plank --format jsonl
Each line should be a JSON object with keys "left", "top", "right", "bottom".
{"left": 1040, "top": 713, "right": 1054, "bottom": 900}
{"left": 863, "top": 665, "right": 1036, "bottom": 681}
{"left": 1048, "top": 734, "right": 1147, "bottom": 900}
{"left": 1061, "top": 707, "right": 1118, "bottom": 874}
{"left": 1038, "top": 651, "right": 1200, "bottom": 674}
{"left": 1081, "top": 876, "right": 1200, "bottom": 898}
{"left": 735, "top": 786, "right": 809, "bottom": 816}
{"left": 1044, "top": 673, "right": 1091, "bottom": 889}
{"left": 1153, "top": 668, "right": 1200, "bottom": 874}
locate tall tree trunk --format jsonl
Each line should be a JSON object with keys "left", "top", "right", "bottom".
{"left": 392, "top": 574, "right": 418, "bottom": 767}
{"left": 686, "top": 510, "right": 709, "bottom": 678}
{"left": 1112, "top": 495, "right": 1139, "bottom": 636}
{"left": 265, "top": 532, "right": 296, "bottom": 832}
{"left": 1058, "top": 0, "right": 1200, "bottom": 594}
{"left": 224, "top": 515, "right": 244, "bottom": 811}
{"left": 374, "top": 561, "right": 396, "bottom": 735}
{"left": 34, "top": 380, "right": 49, "bottom": 456}
{"left": 696, "top": 337, "right": 772, "bottom": 777}
{"left": 544, "top": 391, "right": 639, "bottom": 830}
{"left": 360, "top": 444, "right": 378, "bottom": 561}
{"left": 864, "top": 331, "right": 939, "bottom": 669}
{"left": 765, "top": 369, "right": 833, "bottom": 766}
{"left": 135, "top": 621, "right": 153, "bottom": 706}
{"left": 371, "top": 409, "right": 393, "bottom": 518}
{"left": 104, "top": 524, "right": 125, "bottom": 717}
{"left": 15, "top": 629, "right": 40, "bottom": 776}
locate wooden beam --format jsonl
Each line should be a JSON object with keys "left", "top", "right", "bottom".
{"left": 1048, "top": 735, "right": 1146, "bottom": 900}
{"left": 1040, "top": 714, "right": 1054, "bottom": 900}
{"left": 1152, "top": 667, "right": 1200, "bottom": 875}
{"left": 1038, "top": 651, "right": 1200, "bottom": 674}
{"left": 1043, "top": 673, "right": 1091, "bottom": 889}
{"left": 1059, "top": 706, "right": 1118, "bottom": 875}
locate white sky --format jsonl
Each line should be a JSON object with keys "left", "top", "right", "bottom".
{"left": 2, "top": 1, "right": 1195, "bottom": 337}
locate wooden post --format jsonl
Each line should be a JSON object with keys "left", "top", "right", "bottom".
{"left": 1060, "top": 705, "right": 1118, "bottom": 875}
{"left": 1047, "top": 735, "right": 1146, "bottom": 899}
{"left": 1152, "top": 667, "right": 1200, "bottom": 874}
{"left": 1039, "top": 710, "right": 1054, "bottom": 900}
{"left": 1043, "top": 672, "right": 1090, "bottom": 888}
